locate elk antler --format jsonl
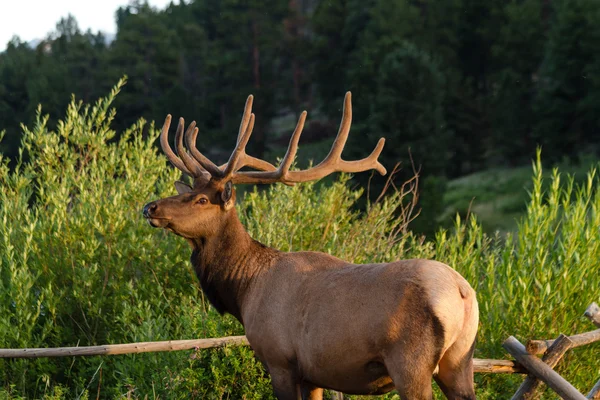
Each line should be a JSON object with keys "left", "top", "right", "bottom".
{"left": 227, "top": 92, "right": 386, "bottom": 185}
{"left": 160, "top": 92, "right": 386, "bottom": 185}
{"left": 160, "top": 97, "right": 278, "bottom": 180}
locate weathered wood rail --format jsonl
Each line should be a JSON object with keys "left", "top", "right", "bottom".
{"left": 0, "top": 302, "right": 598, "bottom": 399}
{"left": 0, "top": 336, "right": 250, "bottom": 358}
{"left": 0, "top": 337, "right": 524, "bottom": 373}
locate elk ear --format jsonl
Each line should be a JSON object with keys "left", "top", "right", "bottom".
{"left": 221, "top": 181, "right": 234, "bottom": 210}
{"left": 174, "top": 181, "right": 193, "bottom": 194}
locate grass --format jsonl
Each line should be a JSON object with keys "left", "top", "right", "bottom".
{"left": 440, "top": 166, "right": 533, "bottom": 234}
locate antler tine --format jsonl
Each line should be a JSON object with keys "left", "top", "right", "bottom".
{"left": 160, "top": 115, "right": 194, "bottom": 176}
{"left": 221, "top": 96, "right": 255, "bottom": 180}
{"left": 278, "top": 110, "right": 307, "bottom": 177}
{"left": 337, "top": 137, "right": 387, "bottom": 176}
{"left": 231, "top": 155, "right": 278, "bottom": 172}
{"left": 185, "top": 125, "right": 223, "bottom": 177}
{"left": 217, "top": 155, "right": 280, "bottom": 174}
{"left": 320, "top": 91, "right": 353, "bottom": 164}
{"left": 222, "top": 113, "right": 257, "bottom": 180}
{"left": 220, "top": 95, "right": 280, "bottom": 180}
{"left": 229, "top": 92, "right": 386, "bottom": 185}
{"left": 237, "top": 95, "right": 253, "bottom": 144}
{"left": 174, "top": 118, "right": 205, "bottom": 177}
{"left": 370, "top": 138, "right": 387, "bottom": 175}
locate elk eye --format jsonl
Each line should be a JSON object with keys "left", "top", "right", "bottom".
{"left": 197, "top": 198, "right": 208, "bottom": 205}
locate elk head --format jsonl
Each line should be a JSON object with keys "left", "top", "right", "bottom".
{"left": 143, "top": 92, "right": 387, "bottom": 239}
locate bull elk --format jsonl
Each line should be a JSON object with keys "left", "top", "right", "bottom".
{"left": 143, "top": 93, "right": 479, "bottom": 400}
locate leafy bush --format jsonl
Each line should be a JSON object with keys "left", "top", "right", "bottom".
{"left": 0, "top": 80, "right": 272, "bottom": 399}
{"left": 1, "top": 84, "right": 599, "bottom": 399}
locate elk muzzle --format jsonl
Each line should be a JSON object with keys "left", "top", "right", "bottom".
{"left": 143, "top": 201, "right": 169, "bottom": 228}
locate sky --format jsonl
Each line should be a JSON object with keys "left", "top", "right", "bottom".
{"left": 0, "top": 0, "right": 174, "bottom": 50}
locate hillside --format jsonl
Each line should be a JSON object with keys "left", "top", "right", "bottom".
{"left": 440, "top": 158, "right": 600, "bottom": 234}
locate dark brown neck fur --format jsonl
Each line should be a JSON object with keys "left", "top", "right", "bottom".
{"left": 189, "top": 210, "right": 278, "bottom": 323}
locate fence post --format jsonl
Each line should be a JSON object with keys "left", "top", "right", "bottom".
{"left": 511, "top": 334, "right": 573, "bottom": 400}
{"left": 503, "top": 336, "right": 587, "bottom": 400}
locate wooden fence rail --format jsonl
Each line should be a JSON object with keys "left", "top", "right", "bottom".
{"left": 0, "top": 338, "right": 525, "bottom": 374}
{"left": 526, "top": 329, "right": 600, "bottom": 355}
{"left": 0, "top": 336, "right": 249, "bottom": 358}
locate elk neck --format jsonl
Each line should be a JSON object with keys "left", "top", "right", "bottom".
{"left": 188, "top": 208, "right": 278, "bottom": 323}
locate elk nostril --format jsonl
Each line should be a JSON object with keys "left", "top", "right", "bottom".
{"left": 143, "top": 202, "right": 158, "bottom": 218}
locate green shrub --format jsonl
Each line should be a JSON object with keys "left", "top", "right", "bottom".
{"left": 0, "top": 80, "right": 273, "bottom": 399}
{"left": 1, "top": 84, "right": 599, "bottom": 399}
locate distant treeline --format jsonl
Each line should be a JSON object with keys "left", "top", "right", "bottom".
{"left": 1, "top": 0, "right": 599, "bottom": 183}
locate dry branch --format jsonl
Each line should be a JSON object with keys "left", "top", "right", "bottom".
{"left": 512, "top": 334, "right": 573, "bottom": 400}
{"left": 526, "top": 329, "right": 600, "bottom": 355}
{"left": 503, "top": 336, "right": 586, "bottom": 400}
{"left": 0, "top": 336, "right": 249, "bottom": 358}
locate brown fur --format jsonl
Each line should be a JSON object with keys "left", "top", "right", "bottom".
{"left": 143, "top": 179, "right": 479, "bottom": 400}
